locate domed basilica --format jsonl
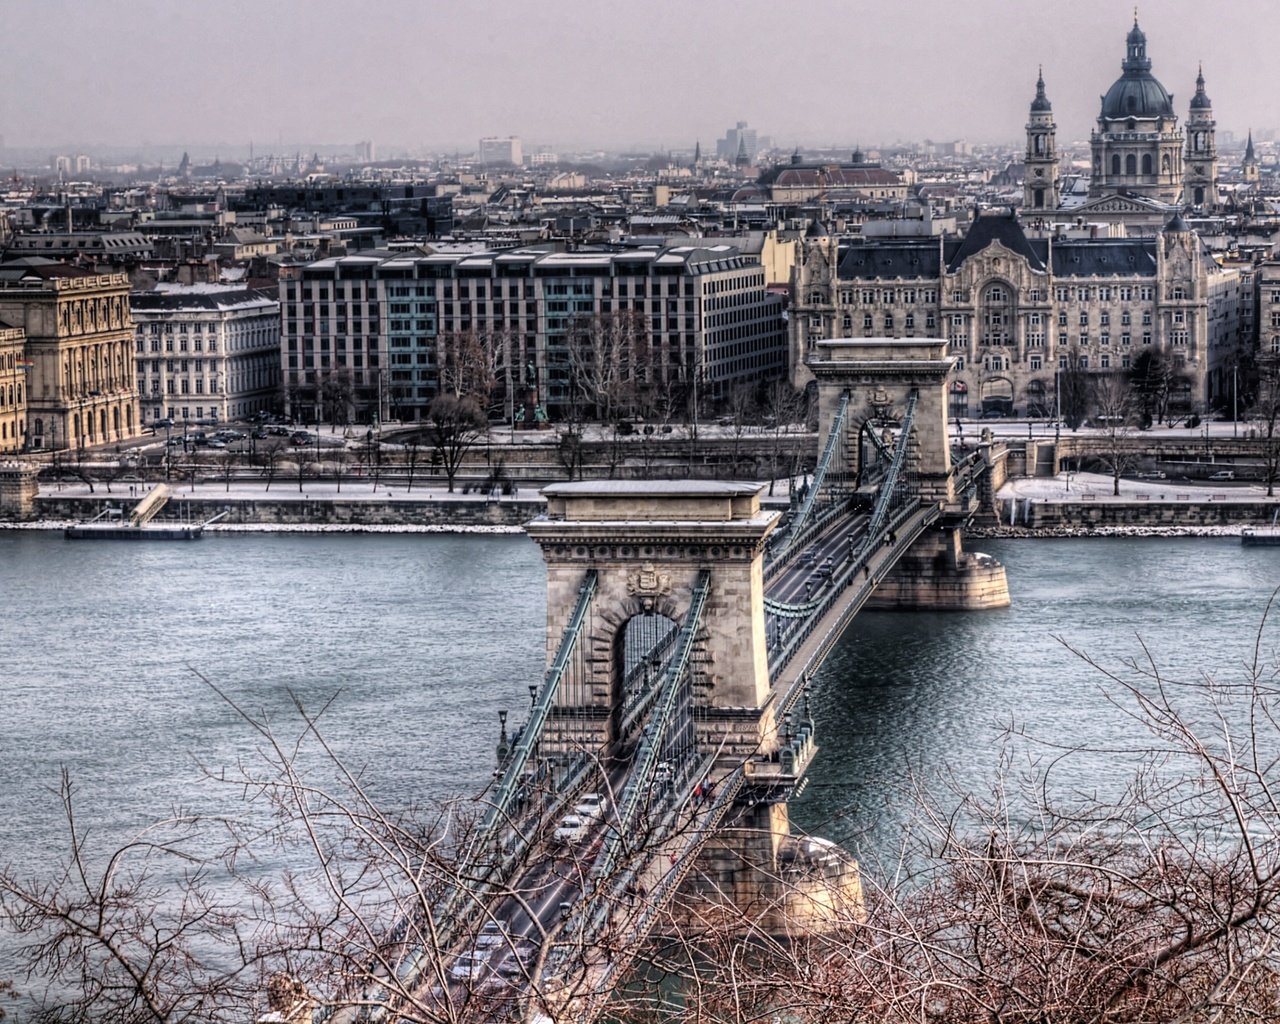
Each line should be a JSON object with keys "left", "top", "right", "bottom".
{"left": 1025, "top": 15, "right": 1219, "bottom": 212}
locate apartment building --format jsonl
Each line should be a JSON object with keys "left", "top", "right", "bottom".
{"left": 279, "top": 244, "right": 786, "bottom": 423}
{"left": 131, "top": 286, "right": 281, "bottom": 425}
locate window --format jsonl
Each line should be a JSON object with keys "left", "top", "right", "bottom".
{"left": 1121, "top": 310, "right": 1132, "bottom": 326}
{"left": 883, "top": 314, "right": 893, "bottom": 330}
{"left": 1058, "top": 354, "right": 1068, "bottom": 368}
{"left": 863, "top": 313, "right": 873, "bottom": 330}
{"left": 1173, "top": 311, "right": 1185, "bottom": 324}
{"left": 1142, "top": 311, "right": 1152, "bottom": 325}
{"left": 1030, "top": 355, "right": 1042, "bottom": 370}
{"left": 1122, "top": 354, "right": 1131, "bottom": 368}
{"left": 1078, "top": 354, "right": 1089, "bottom": 369}
{"left": 1029, "top": 313, "right": 1042, "bottom": 326}
{"left": 1101, "top": 353, "right": 1111, "bottom": 368}
{"left": 1100, "top": 311, "right": 1110, "bottom": 326}
{"left": 1140, "top": 286, "right": 1153, "bottom": 301}
{"left": 1099, "top": 287, "right": 1112, "bottom": 301}
{"left": 1121, "top": 332, "right": 1131, "bottom": 346}
{"left": 1079, "top": 311, "right": 1089, "bottom": 327}
{"left": 1056, "top": 287, "right": 1070, "bottom": 301}
{"left": 1172, "top": 286, "right": 1185, "bottom": 300}
{"left": 1058, "top": 311, "right": 1068, "bottom": 326}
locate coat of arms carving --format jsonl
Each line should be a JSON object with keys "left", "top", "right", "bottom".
{"left": 628, "top": 562, "right": 671, "bottom": 598}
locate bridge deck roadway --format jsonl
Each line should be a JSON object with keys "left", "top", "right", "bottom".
{"left": 763, "top": 502, "right": 939, "bottom": 714}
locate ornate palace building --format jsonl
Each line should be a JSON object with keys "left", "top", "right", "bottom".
{"left": 790, "top": 17, "right": 1249, "bottom": 419}
{"left": 789, "top": 212, "right": 1251, "bottom": 418}
{"left": 0, "top": 261, "right": 140, "bottom": 451}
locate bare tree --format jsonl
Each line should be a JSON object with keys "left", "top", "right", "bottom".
{"left": 1092, "top": 372, "right": 1139, "bottom": 496}
{"left": 404, "top": 437, "right": 423, "bottom": 493}
{"left": 568, "top": 311, "right": 651, "bottom": 423}
{"left": 436, "top": 326, "right": 510, "bottom": 416}
{"left": 1129, "top": 346, "right": 1173, "bottom": 428}
{"left": 763, "top": 381, "right": 806, "bottom": 496}
{"left": 258, "top": 439, "right": 286, "bottom": 493}
{"left": 1058, "top": 345, "right": 1091, "bottom": 431}
{"left": 426, "top": 394, "right": 486, "bottom": 493}
{"left": 320, "top": 368, "right": 355, "bottom": 429}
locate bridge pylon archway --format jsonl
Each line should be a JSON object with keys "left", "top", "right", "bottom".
{"left": 526, "top": 481, "right": 783, "bottom": 762}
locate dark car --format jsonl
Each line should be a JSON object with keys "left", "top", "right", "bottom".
{"left": 290, "top": 431, "right": 312, "bottom": 446}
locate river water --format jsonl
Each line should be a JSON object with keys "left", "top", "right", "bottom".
{"left": 2, "top": 530, "right": 1278, "bottom": 976}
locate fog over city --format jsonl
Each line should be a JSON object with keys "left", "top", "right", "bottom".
{"left": 3, "top": 0, "right": 1278, "bottom": 156}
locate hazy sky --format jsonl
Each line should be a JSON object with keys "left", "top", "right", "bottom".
{"left": 3, "top": 0, "right": 1277, "bottom": 155}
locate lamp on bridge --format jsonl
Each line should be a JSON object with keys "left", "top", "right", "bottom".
{"left": 529, "top": 684, "right": 538, "bottom": 707}
{"left": 496, "top": 708, "right": 510, "bottom": 764}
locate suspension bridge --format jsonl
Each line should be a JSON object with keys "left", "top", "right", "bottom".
{"left": 335, "top": 339, "right": 1010, "bottom": 1024}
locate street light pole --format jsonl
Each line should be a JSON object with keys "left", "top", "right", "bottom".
{"left": 1233, "top": 363, "right": 1238, "bottom": 439}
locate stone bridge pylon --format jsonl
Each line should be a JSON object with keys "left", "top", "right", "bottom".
{"left": 810, "top": 337, "right": 1010, "bottom": 609}
{"left": 525, "top": 481, "right": 781, "bottom": 762}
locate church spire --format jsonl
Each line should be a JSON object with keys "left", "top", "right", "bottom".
{"left": 1031, "top": 65, "right": 1052, "bottom": 111}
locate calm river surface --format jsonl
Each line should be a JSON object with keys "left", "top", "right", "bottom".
{"left": 2, "top": 530, "right": 1279, "bottom": 959}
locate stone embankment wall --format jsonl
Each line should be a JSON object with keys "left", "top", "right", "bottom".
{"left": 33, "top": 493, "right": 545, "bottom": 528}
{"left": 1008, "top": 497, "right": 1276, "bottom": 531}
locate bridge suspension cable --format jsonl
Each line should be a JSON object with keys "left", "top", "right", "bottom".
{"left": 768, "top": 391, "right": 849, "bottom": 567}
{"left": 479, "top": 569, "right": 598, "bottom": 836}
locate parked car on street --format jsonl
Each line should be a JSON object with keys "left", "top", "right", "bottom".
{"left": 1209, "top": 470, "right": 1235, "bottom": 481}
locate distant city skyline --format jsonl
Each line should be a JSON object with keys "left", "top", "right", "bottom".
{"left": 3, "top": 0, "right": 1278, "bottom": 156}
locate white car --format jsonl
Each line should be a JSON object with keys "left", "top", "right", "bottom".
{"left": 449, "top": 951, "right": 487, "bottom": 981}
{"left": 554, "top": 814, "right": 588, "bottom": 844}
{"left": 574, "top": 793, "right": 604, "bottom": 820}
{"left": 475, "top": 921, "right": 507, "bottom": 949}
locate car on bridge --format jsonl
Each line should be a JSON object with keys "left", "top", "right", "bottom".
{"left": 554, "top": 814, "right": 588, "bottom": 844}
{"left": 574, "top": 793, "right": 605, "bottom": 820}
{"left": 449, "top": 950, "right": 488, "bottom": 982}
{"left": 475, "top": 921, "right": 509, "bottom": 950}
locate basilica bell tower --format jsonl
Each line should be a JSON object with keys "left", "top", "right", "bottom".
{"left": 1183, "top": 65, "right": 1218, "bottom": 208}
{"left": 1024, "top": 68, "right": 1059, "bottom": 212}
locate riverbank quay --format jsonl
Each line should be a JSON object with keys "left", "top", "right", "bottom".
{"left": 990, "top": 471, "right": 1280, "bottom": 536}
{"left": 8, "top": 477, "right": 806, "bottom": 533}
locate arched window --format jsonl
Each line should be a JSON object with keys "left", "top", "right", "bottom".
{"left": 1142, "top": 153, "right": 1153, "bottom": 175}
{"left": 1111, "top": 154, "right": 1121, "bottom": 176}
{"left": 1125, "top": 154, "right": 1137, "bottom": 175}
